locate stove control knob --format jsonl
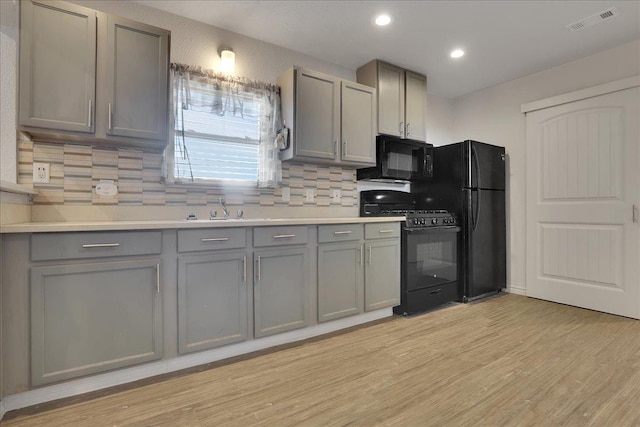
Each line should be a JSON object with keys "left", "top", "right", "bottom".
{"left": 420, "top": 218, "right": 426, "bottom": 225}
{"left": 431, "top": 218, "right": 438, "bottom": 225}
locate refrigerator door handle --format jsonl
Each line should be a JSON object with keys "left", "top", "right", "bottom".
{"left": 472, "top": 143, "right": 481, "bottom": 189}
{"left": 471, "top": 189, "right": 480, "bottom": 232}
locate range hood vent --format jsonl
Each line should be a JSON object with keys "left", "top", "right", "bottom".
{"left": 566, "top": 7, "right": 620, "bottom": 32}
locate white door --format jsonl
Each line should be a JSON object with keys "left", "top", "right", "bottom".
{"left": 526, "top": 86, "right": 640, "bottom": 319}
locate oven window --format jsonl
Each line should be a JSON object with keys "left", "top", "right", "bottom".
{"left": 405, "top": 229, "right": 458, "bottom": 290}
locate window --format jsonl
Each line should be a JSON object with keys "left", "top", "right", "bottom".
{"left": 168, "top": 64, "right": 282, "bottom": 187}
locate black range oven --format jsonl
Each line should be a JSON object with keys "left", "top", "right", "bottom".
{"left": 360, "top": 190, "right": 460, "bottom": 315}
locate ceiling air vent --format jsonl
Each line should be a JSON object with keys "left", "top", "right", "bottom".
{"left": 566, "top": 7, "right": 620, "bottom": 32}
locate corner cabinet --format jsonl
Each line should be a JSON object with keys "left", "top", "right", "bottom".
{"left": 278, "top": 67, "right": 376, "bottom": 166}
{"left": 19, "top": 0, "right": 170, "bottom": 149}
{"left": 356, "top": 60, "right": 427, "bottom": 142}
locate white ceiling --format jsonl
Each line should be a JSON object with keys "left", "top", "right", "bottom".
{"left": 137, "top": 1, "right": 640, "bottom": 98}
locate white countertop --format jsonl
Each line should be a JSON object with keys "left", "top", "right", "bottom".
{"left": 0, "top": 216, "right": 406, "bottom": 234}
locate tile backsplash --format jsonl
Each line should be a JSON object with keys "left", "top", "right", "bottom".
{"left": 18, "top": 140, "right": 356, "bottom": 208}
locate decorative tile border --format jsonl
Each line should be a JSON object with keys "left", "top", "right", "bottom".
{"left": 18, "top": 140, "right": 357, "bottom": 208}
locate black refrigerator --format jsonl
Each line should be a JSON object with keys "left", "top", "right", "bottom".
{"left": 413, "top": 140, "right": 506, "bottom": 302}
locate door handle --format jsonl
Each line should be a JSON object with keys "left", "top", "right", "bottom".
{"left": 406, "top": 122, "right": 410, "bottom": 137}
{"left": 243, "top": 255, "right": 247, "bottom": 282}
{"left": 359, "top": 246, "right": 363, "bottom": 265}
{"left": 256, "top": 256, "right": 261, "bottom": 281}
{"left": 88, "top": 99, "right": 92, "bottom": 128}
{"left": 399, "top": 121, "right": 404, "bottom": 137}
{"left": 367, "top": 246, "right": 372, "bottom": 265}
{"left": 156, "top": 263, "right": 160, "bottom": 294}
{"left": 108, "top": 103, "right": 113, "bottom": 130}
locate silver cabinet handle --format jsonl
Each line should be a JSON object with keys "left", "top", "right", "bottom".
{"left": 406, "top": 122, "right": 410, "bottom": 136}
{"left": 334, "top": 140, "right": 338, "bottom": 156}
{"left": 359, "top": 246, "right": 363, "bottom": 265}
{"left": 334, "top": 230, "right": 352, "bottom": 235}
{"left": 256, "top": 256, "right": 261, "bottom": 281}
{"left": 367, "top": 246, "right": 372, "bottom": 265}
{"left": 88, "top": 99, "right": 92, "bottom": 128}
{"left": 273, "top": 234, "right": 296, "bottom": 239}
{"left": 634, "top": 204, "right": 639, "bottom": 223}
{"left": 108, "top": 102, "right": 112, "bottom": 130}
{"left": 342, "top": 140, "right": 346, "bottom": 157}
{"left": 156, "top": 263, "right": 160, "bottom": 293}
{"left": 243, "top": 255, "right": 247, "bottom": 282}
{"left": 82, "top": 243, "right": 120, "bottom": 248}
{"left": 378, "top": 229, "right": 395, "bottom": 234}
{"left": 201, "top": 237, "right": 230, "bottom": 242}
{"left": 399, "top": 121, "right": 404, "bottom": 135}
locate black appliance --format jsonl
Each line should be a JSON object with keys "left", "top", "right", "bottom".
{"left": 413, "top": 140, "right": 506, "bottom": 302}
{"left": 357, "top": 135, "right": 433, "bottom": 182}
{"left": 360, "top": 190, "right": 460, "bottom": 315}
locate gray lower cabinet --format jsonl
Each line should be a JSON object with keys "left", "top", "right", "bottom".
{"left": 254, "top": 247, "right": 308, "bottom": 338}
{"left": 178, "top": 252, "right": 248, "bottom": 354}
{"left": 364, "top": 239, "right": 401, "bottom": 311}
{"left": 30, "top": 259, "right": 163, "bottom": 386}
{"left": 317, "top": 242, "right": 364, "bottom": 322}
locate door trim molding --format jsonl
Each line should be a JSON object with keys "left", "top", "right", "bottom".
{"left": 521, "top": 75, "right": 640, "bottom": 114}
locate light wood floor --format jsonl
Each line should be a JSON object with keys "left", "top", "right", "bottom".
{"left": 3, "top": 294, "right": 640, "bottom": 427}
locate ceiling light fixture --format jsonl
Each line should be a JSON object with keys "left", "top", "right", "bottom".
{"left": 374, "top": 14, "right": 392, "bottom": 26}
{"left": 450, "top": 49, "right": 465, "bottom": 59}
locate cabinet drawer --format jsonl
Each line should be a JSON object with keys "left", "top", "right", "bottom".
{"left": 178, "top": 228, "right": 246, "bottom": 253}
{"left": 253, "top": 226, "right": 308, "bottom": 247}
{"left": 31, "top": 231, "right": 162, "bottom": 261}
{"left": 318, "top": 224, "right": 363, "bottom": 243}
{"left": 364, "top": 222, "right": 400, "bottom": 240}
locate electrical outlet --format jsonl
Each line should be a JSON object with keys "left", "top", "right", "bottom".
{"left": 281, "top": 187, "right": 290, "bottom": 202}
{"left": 305, "top": 188, "right": 314, "bottom": 203}
{"left": 33, "top": 162, "right": 50, "bottom": 184}
{"left": 332, "top": 189, "right": 342, "bottom": 203}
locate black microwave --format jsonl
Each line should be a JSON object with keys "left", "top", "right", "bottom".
{"left": 357, "top": 135, "right": 433, "bottom": 182}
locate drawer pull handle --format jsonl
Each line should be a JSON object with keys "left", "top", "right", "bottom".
{"left": 334, "top": 230, "right": 352, "bottom": 235}
{"left": 378, "top": 229, "right": 394, "bottom": 234}
{"left": 201, "top": 237, "right": 230, "bottom": 242}
{"left": 82, "top": 243, "right": 120, "bottom": 248}
{"left": 273, "top": 234, "right": 296, "bottom": 239}
{"left": 430, "top": 289, "right": 442, "bottom": 295}
{"left": 156, "top": 264, "right": 160, "bottom": 294}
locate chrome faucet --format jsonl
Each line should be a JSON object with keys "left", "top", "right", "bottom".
{"left": 218, "top": 197, "right": 229, "bottom": 219}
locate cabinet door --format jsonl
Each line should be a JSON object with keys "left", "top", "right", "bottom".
{"left": 19, "top": 0, "right": 96, "bottom": 133}
{"left": 178, "top": 252, "right": 248, "bottom": 354}
{"left": 318, "top": 242, "right": 364, "bottom": 322}
{"left": 405, "top": 71, "right": 427, "bottom": 142}
{"left": 31, "top": 259, "right": 162, "bottom": 385}
{"left": 377, "top": 62, "right": 405, "bottom": 138}
{"left": 105, "top": 15, "right": 169, "bottom": 140}
{"left": 365, "top": 239, "right": 401, "bottom": 311}
{"left": 295, "top": 69, "right": 339, "bottom": 160}
{"left": 341, "top": 81, "right": 376, "bottom": 165}
{"left": 254, "top": 247, "right": 308, "bottom": 337}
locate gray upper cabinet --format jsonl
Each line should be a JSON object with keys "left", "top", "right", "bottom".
{"left": 31, "top": 259, "right": 163, "bottom": 385}
{"left": 341, "top": 81, "right": 376, "bottom": 165}
{"left": 19, "top": 0, "right": 170, "bottom": 149}
{"left": 357, "top": 60, "right": 427, "bottom": 142}
{"left": 254, "top": 247, "right": 308, "bottom": 338}
{"left": 278, "top": 66, "right": 376, "bottom": 166}
{"left": 404, "top": 71, "right": 427, "bottom": 141}
{"left": 178, "top": 252, "right": 248, "bottom": 354}
{"left": 19, "top": 1, "right": 96, "bottom": 133}
{"left": 105, "top": 15, "right": 169, "bottom": 141}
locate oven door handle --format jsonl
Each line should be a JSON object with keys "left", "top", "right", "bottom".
{"left": 405, "top": 226, "right": 461, "bottom": 233}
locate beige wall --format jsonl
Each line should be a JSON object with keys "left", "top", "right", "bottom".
{"left": 451, "top": 39, "right": 640, "bottom": 293}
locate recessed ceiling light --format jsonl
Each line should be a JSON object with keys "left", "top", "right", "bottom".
{"left": 375, "top": 14, "right": 392, "bottom": 26}
{"left": 450, "top": 49, "right": 465, "bottom": 59}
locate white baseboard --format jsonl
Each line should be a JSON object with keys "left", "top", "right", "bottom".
{"left": 507, "top": 285, "right": 526, "bottom": 296}
{"left": 1, "top": 308, "right": 392, "bottom": 417}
